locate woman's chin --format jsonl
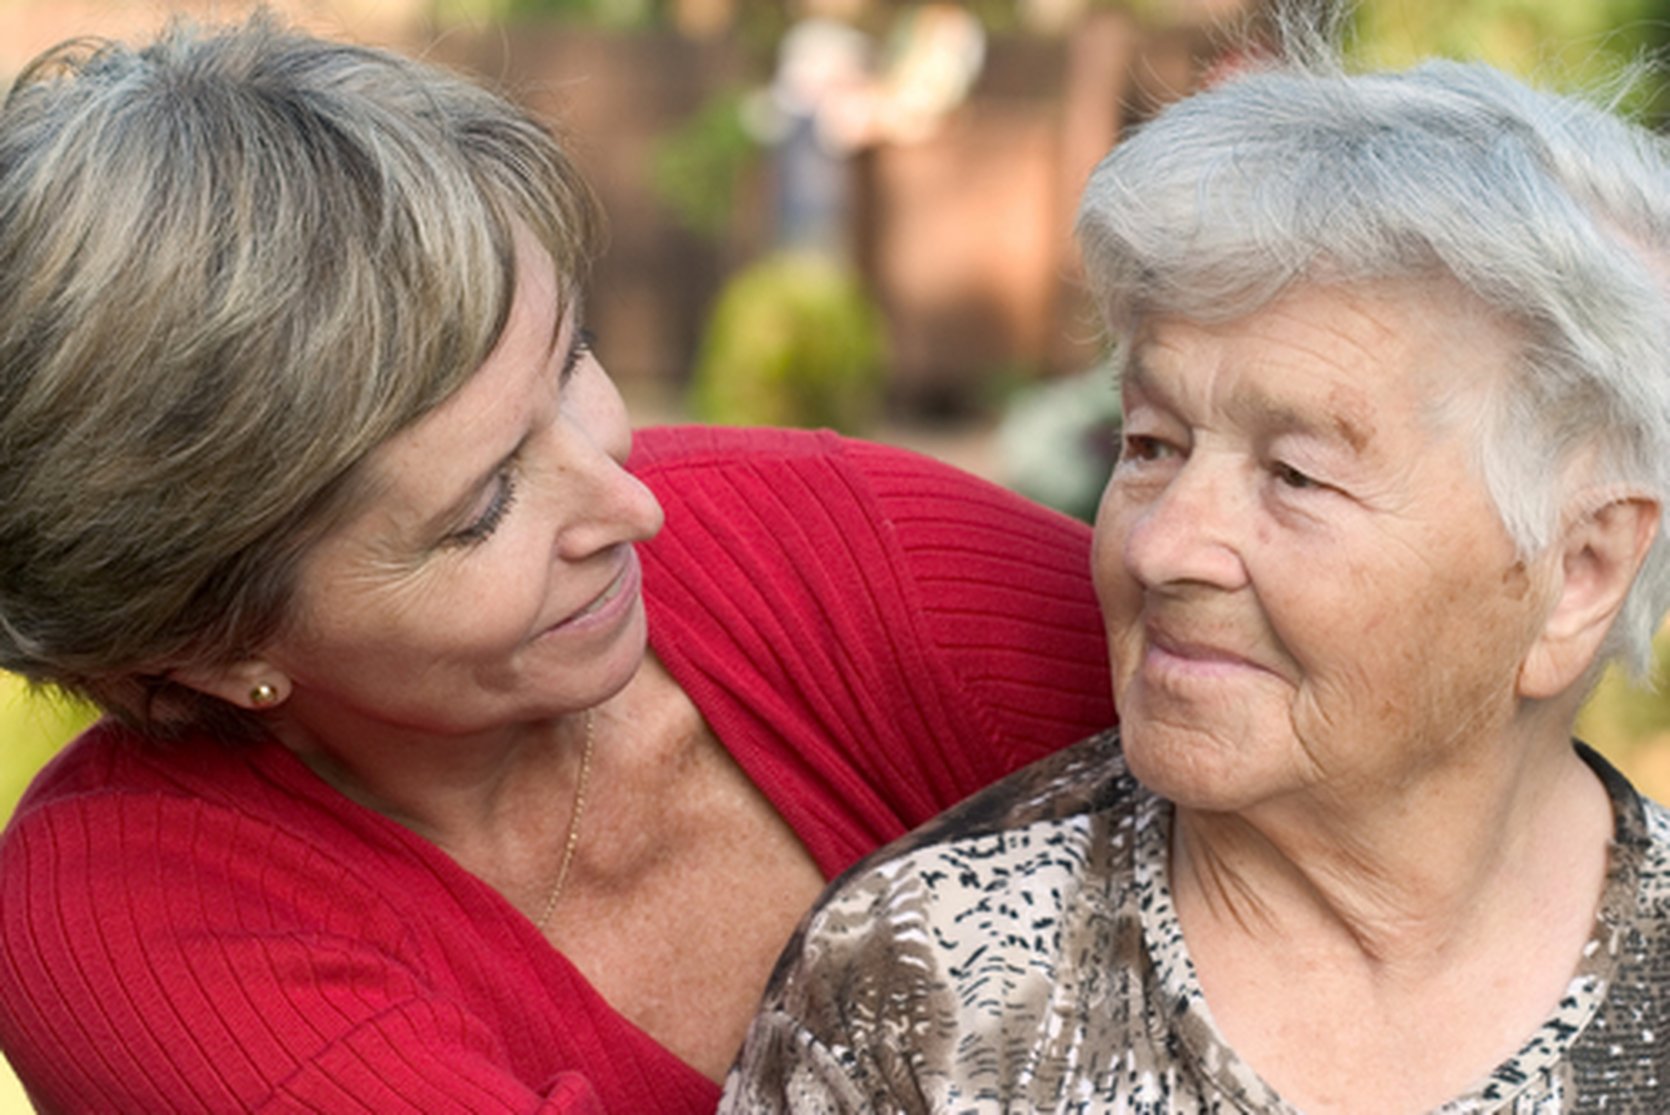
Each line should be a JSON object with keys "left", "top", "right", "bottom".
{"left": 496, "top": 607, "right": 650, "bottom": 727}
{"left": 1121, "top": 720, "right": 1273, "bottom": 814}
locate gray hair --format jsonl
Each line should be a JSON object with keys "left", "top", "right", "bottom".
{"left": 1076, "top": 42, "right": 1670, "bottom": 677}
{"left": 0, "top": 14, "right": 603, "bottom": 736}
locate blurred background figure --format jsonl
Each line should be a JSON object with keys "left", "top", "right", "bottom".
{"left": 758, "top": 0, "right": 984, "bottom": 256}
{"left": 760, "top": 0, "right": 873, "bottom": 256}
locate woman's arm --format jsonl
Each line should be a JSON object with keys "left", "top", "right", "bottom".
{"left": 843, "top": 436, "right": 1115, "bottom": 790}
{"left": 0, "top": 736, "right": 716, "bottom": 1114}
{"left": 634, "top": 426, "right": 1115, "bottom": 866}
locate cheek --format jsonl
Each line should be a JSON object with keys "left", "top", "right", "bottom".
{"left": 1091, "top": 482, "right": 1131, "bottom": 604}
{"left": 366, "top": 540, "right": 554, "bottom": 662}
{"left": 469, "top": 541, "right": 557, "bottom": 632}
{"left": 1090, "top": 524, "right": 1119, "bottom": 614}
{"left": 1284, "top": 545, "right": 1538, "bottom": 762}
{"left": 1091, "top": 503, "right": 1147, "bottom": 691}
{"left": 1091, "top": 503, "right": 1137, "bottom": 617}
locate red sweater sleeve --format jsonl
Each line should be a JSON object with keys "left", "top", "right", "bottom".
{"left": 633, "top": 426, "right": 1114, "bottom": 875}
{"left": 0, "top": 729, "right": 715, "bottom": 1113}
{"left": 840, "top": 436, "right": 1114, "bottom": 772}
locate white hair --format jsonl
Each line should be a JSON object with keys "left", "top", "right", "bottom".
{"left": 1077, "top": 45, "right": 1670, "bottom": 675}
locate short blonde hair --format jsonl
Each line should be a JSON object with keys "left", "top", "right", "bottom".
{"left": 0, "top": 14, "right": 603, "bottom": 736}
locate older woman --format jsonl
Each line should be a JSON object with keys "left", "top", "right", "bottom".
{"left": 0, "top": 16, "right": 1116, "bottom": 1113}
{"left": 722, "top": 32, "right": 1670, "bottom": 1115}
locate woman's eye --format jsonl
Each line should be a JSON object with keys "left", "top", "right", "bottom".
{"left": 1272, "top": 461, "right": 1319, "bottom": 490}
{"left": 449, "top": 469, "right": 519, "bottom": 546}
{"left": 559, "top": 327, "right": 597, "bottom": 385}
{"left": 1121, "top": 434, "right": 1175, "bottom": 463}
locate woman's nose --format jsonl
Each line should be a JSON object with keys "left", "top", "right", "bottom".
{"left": 1120, "top": 459, "right": 1249, "bottom": 592}
{"left": 554, "top": 438, "right": 664, "bottom": 561}
{"left": 537, "top": 386, "right": 663, "bottom": 561}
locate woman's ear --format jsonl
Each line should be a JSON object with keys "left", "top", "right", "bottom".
{"left": 1519, "top": 495, "right": 1659, "bottom": 701}
{"left": 169, "top": 660, "right": 291, "bottom": 711}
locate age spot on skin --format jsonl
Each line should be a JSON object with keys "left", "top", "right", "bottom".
{"left": 1501, "top": 560, "right": 1530, "bottom": 600}
{"left": 1325, "top": 383, "right": 1376, "bottom": 454}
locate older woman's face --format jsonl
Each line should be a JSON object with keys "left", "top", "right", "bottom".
{"left": 261, "top": 230, "right": 664, "bottom": 738}
{"left": 1094, "top": 277, "right": 1556, "bottom": 813}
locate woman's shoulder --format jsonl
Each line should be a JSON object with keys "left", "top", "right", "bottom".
{"left": 629, "top": 424, "right": 844, "bottom": 472}
{"left": 1633, "top": 790, "right": 1670, "bottom": 907}
{"left": 631, "top": 424, "right": 1086, "bottom": 549}
{"left": 772, "top": 730, "right": 1135, "bottom": 953}
{"left": 839, "top": 729, "right": 1133, "bottom": 877}
{"left": 0, "top": 721, "right": 431, "bottom": 937}
{"left": 743, "top": 730, "right": 1139, "bottom": 1061}
{"left": 10, "top": 718, "right": 301, "bottom": 824}
{"left": 1581, "top": 744, "right": 1670, "bottom": 924}
{"left": 0, "top": 734, "right": 603, "bottom": 1113}
{"left": 630, "top": 424, "right": 964, "bottom": 483}
{"left": 7, "top": 718, "right": 217, "bottom": 821}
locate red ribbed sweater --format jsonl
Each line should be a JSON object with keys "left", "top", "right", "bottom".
{"left": 0, "top": 426, "right": 1115, "bottom": 1112}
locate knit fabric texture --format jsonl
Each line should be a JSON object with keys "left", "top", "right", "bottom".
{"left": 0, "top": 425, "right": 1114, "bottom": 1113}
{"left": 722, "top": 733, "right": 1670, "bottom": 1113}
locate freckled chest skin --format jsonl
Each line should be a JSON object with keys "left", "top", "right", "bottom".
{"left": 1093, "top": 277, "right": 1555, "bottom": 817}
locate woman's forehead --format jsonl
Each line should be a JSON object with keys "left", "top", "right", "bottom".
{"left": 1128, "top": 277, "right": 1518, "bottom": 432}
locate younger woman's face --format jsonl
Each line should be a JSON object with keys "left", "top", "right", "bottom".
{"left": 261, "top": 228, "right": 664, "bottom": 742}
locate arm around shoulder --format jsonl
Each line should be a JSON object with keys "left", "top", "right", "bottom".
{"left": 0, "top": 789, "right": 624, "bottom": 1113}
{"left": 844, "top": 437, "right": 1115, "bottom": 779}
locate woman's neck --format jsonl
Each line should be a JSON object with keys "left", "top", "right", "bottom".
{"left": 270, "top": 652, "right": 710, "bottom": 896}
{"left": 271, "top": 703, "right": 574, "bottom": 846}
{"left": 1169, "top": 723, "right": 1615, "bottom": 1112}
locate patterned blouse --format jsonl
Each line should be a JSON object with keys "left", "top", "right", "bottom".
{"left": 721, "top": 730, "right": 1670, "bottom": 1113}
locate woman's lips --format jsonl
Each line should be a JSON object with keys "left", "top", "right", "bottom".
{"left": 542, "top": 548, "right": 640, "bottom": 636}
{"left": 1142, "top": 622, "right": 1269, "bottom": 679}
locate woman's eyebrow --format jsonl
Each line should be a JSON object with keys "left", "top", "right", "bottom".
{"left": 1231, "top": 383, "right": 1375, "bottom": 453}
{"left": 1129, "top": 351, "right": 1375, "bottom": 453}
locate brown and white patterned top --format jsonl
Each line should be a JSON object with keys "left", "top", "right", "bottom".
{"left": 722, "top": 730, "right": 1670, "bottom": 1113}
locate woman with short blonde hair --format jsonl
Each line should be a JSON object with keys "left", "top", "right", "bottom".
{"left": 0, "top": 16, "right": 1115, "bottom": 1111}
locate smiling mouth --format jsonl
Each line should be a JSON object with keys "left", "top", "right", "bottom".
{"left": 546, "top": 549, "right": 639, "bottom": 633}
{"left": 1141, "top": 622, "right": 1270, "bottom": 678}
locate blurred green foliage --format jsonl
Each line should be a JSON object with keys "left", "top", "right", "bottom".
{"left": 998, "top": 365, "right": 1121, "bottom": 524}
{"left": 1576, "top": 630, "right": 1670, "bottom": 805}
{"left": 688, "top": 251, "right": 887, "bottom": 432}
{"left": 651, "top": 89, "right": 759, "bottom": 240}
{"left": 0, "top": 675, "right": 94, "bottom": 824}
{"left": 1345, "top": 0, "right": 1670, "bottom": 119}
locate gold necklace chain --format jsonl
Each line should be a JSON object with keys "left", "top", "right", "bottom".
{"left": 535, "top": 708, "right": 595, "bottom": 932}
